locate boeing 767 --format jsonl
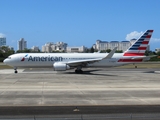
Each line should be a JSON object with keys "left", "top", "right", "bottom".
{"left": 3, "top": 30, "right": 154, "bottom": 73}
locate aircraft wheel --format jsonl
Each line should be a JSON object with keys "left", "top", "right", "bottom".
{"left": 75, "top": 70, "right": 83, "bottom": 74}
{"left": 15, "top": 70, "right": 18, "bottom": 73}
{"left": 75, "top": 70, "right": 78, "bottom": 73}
{"left": 80, "top": 70, "right": 83, "bottom": 74}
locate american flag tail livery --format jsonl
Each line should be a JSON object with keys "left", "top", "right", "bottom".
{"left": 117, "top": 30, "right": 154, "bottom": 63}
{"left": 123, "top": 30, "right": 154, "bottom": 56}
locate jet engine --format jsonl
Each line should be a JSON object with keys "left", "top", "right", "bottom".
{"left": 53, "top": 62, "right": 70, "bottom": 71}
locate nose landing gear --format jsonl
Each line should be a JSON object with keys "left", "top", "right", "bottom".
{"left": 14, "top": 67, "right": 18, "bottom": 73}
{"left": 14, "top": 70, "right": 18, "bottom": 73}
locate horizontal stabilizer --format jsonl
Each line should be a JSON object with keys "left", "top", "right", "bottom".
{"left": 131, "top": 55, "right": 157, "bottom": 60}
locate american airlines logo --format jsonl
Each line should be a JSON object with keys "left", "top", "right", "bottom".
{"left": 21, "top": 54, "right": 28, "bottom": 61}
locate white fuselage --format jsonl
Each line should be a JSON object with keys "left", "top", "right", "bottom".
{"left": 3, "top": 53, "right": 143, "bottom": 69}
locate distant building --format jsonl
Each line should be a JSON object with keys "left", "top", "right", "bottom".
{"left": 18, "top": 38, "right": 27, "bottom": 50}
{"left": 9, "top": 46, "right": 14, "bottom": 51}
{"left": 31, "top": 46, "right": 39, "bottom": 52}
{"left": 94, "top": 38, "right": 149, "bottom": 52}
{"left": 95, "top": 40, "right": 108, "bottom": 51}
{"left": 119, "top": 41, "right": 131, "bottom": 52}
{"left": 42, "top": 42, "right": 53, "bottom": 53}
{"left": 66, "top": 46, "right": 86, "bottom": 53}
{"left": 0, "top": 37, "right": 6, "bottom": 46}
{"left": 42, "top": 42, "right": 67, "bottom": 53}
{"left": 92, "top": 44, "right": 96, "bottom": 50}
{"left": 108, "top": 41, "right": 119, "bottom": 50}
{"left": 155, "top": 48, "right": 160, "bottom": 53}
{"left": 130, "top": 38, "right": 137, "bottom": 45}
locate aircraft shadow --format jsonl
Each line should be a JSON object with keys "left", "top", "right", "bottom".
{"left": 65, "top": 69, "right": 118, "bottom": 76}
{"left": 23, "top": 68, "right": 119, "bottom": 76}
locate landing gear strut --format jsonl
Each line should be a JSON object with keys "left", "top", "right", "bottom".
{"left": 14, "top": 67, "right": 18, "bottom": 74}
{"left": 75, "top": 66, "right": 83, "bottom": 74}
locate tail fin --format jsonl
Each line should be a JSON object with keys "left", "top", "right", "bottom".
{"left": 123, "top": 30, "right": 154, "bottom": 56}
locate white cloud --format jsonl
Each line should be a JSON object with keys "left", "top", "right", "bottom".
{"left": 151, "top": 38, "right": 160, "bottom": 42}
{"left": 125, "top": 31, "right": 143, "bottom": 40}
{"left": 0, "top": 33, "right": 6, "bottom": 37}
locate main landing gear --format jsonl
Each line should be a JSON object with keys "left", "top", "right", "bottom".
{"left": 75, "top": 66, "right": 83, "bottom": 74}
{"left": 75, "top": 69, "right": 83, "bottom": 74}
{"left": 14, "top": 67, "right": 18, "bottom": 74}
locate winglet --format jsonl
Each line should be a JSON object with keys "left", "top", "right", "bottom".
{"left": 103, "top": 47, "right": 117, "bottom": 59}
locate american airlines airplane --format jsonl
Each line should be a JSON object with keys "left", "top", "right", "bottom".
{"left": 3, "top": 30, "right": 154, "bottom": 73}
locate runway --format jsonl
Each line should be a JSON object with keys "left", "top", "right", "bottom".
{"left": 0, "top": 68, "right": 160, "bottom": 119}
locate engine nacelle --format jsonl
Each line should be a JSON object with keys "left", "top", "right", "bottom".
{"left": 53, "top": 63, "right": 70, "bottom": 71}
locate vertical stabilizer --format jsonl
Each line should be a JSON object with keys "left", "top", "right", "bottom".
{"left": 123, "top": 30, "right": 154, "bottom": 56}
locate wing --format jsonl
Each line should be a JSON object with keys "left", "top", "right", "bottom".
{"left": 66, "top": 47, "right": 117, "bottom": 67}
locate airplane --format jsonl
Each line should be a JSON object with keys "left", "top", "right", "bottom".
{"left": 3, "top": 30, "right": 154, "bottom": 74}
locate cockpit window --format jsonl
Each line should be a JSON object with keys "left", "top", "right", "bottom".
{"left": 8, "top": 57, "right": 11, "bottom": 59}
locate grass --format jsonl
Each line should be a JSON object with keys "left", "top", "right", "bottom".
{"left": 0, "top": 62, "right": 13, "bottom": 69}
{"left": 0, "top": 65, "right": 13, "bottom": 69}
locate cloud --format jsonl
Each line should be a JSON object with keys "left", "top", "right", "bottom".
{"left": 125, "top": 31, "right": 143, "bottom": 40}
{"left": 151, "top": 38, "right": 160, "bottom": 42}
{"left": 0, "top": 33, "right": 6, "bottom": 37}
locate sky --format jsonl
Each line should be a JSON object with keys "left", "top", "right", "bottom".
{"left": 0, "top": 0, "right": 160, "bottom": 51}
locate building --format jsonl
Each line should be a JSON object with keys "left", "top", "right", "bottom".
{"left": 119, "top": 41, "right": 131, "bottom": 52}
{"left": 130, "top": 38, "right": 137, "bottom": 45}
{"left": 108, "top": 41, "right": 119, "bottom": 50}
{"left": 0, "top": 37, "right": 6, "bottom": 46}
{"left": 66, "top": 46, "right": 86, "bottom": 53}
{"left": 42, "top": 42, "right": 53, "bottom": 53}
{"left": 56, "top": 42, "right": 67, "bottom": 51}
{"left": 31, "top": 46, "right": 39, "bottom": 52}
{"left": 94, "top": 39, "right": 138, "bottom": 52}
{"left": 18, "top": 38, "right": 27, "bottom": 50}
{"left": 155, "top": 48, "right": 160, "bottom": 53}
{"left": 42, "top": 42, "right": 67, "bottom": 53}
{"left": 95, "top": 40, "right": 108, "bottom": 51}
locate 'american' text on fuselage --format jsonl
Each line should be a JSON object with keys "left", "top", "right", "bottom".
{"left": 28, "top": 56, "right": 63, "bottom": 62}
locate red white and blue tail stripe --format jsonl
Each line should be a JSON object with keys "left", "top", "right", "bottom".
{"left": 123, "top": 30, "right": 154, "bottom": 56}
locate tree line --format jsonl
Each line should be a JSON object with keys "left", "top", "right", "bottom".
{"left": 0, "top": 46, "right": 15, "bottom": 62}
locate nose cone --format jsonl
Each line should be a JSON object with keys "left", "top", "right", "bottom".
{"left": 3, "top": 59, "right": 7, "bottom": 64}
